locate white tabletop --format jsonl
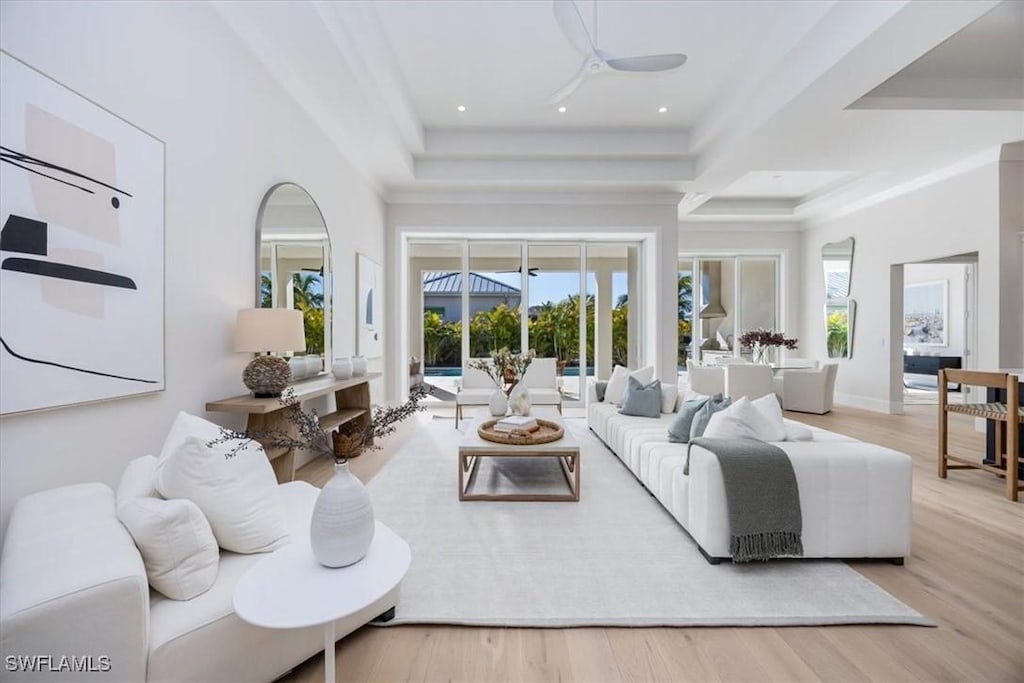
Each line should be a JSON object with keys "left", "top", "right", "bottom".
{"left": 233, "top": 521, "right": 410, "bottom": 630}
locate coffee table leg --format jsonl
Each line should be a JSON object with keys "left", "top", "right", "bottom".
{"left": 324, "top": 620, "right": 335, "bottom": 682}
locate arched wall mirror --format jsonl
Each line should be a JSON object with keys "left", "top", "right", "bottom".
{"left": 822, "top": 237, "right": 855, "bottom": 358}
{"left": 255, "top": 183, "right": 332, "bottom": 379}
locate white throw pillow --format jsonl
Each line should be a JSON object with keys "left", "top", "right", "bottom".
{"left": 117, "top": 455, "right": 160, "bottom": 503}
{"left": 703, "top": 405, "right": 761, "bottom": 440}
{"left": 660, "top": 384, "right": 680, "bottom": 413}
{"left": 750, "top": 394, "right": 787, "bottom": 442}
{"left": 702, "top": 397, "right": 781, "bottom": 442}
{"left": 117, "top": 496, "right": 219, "bottom": 600}
{"left": 784, "top": 422, "right": 814, "bottom": 442}
{"left": 605, "top": 365, "right": 655, "bottom": 405}
{"left": 155, "top": 412, "right": 288, "bottom": 554}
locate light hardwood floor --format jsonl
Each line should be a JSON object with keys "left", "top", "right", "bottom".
{"left": 287, "top": 406, "right": 1023, "bottom": 682}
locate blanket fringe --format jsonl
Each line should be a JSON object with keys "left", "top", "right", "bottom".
{"left": 730, "top": 531, "right": 804, "bottom": 563}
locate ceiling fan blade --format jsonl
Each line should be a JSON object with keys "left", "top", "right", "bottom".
{"left": 604, "top": 53, "right": 688, "bottom": 73}
{"left": 546, "top": 59, "right": 591, "bottom": 105}
{"left": 553, "top": 0, "right": 596, "bottom": 58}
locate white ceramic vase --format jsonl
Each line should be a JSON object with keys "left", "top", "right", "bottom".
{"left": 310, "top": 462, "right": 375, "bottom": 568}
{"left": 331, "top": 357, "right": 353, "bottom": 379}
{"left": 488, "top": 387, "right": 508, "bottom": 416}
{"left": 509, "top": 383, "right": 531, "bottom": 416}
{"left": 351, "top": 355, "right": 368, "bottom": 376}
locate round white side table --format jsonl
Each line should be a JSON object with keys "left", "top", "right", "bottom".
{"left": 233, "top": 521, "right": 410, "bottom": 682}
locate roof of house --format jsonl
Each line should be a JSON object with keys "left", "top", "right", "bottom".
{"left": 422, "top": 271, "right": 521, "bottom": 296}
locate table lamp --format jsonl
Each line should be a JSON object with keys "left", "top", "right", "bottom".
{"left": 234, "top": 308, "right": 306, "bottom": 397}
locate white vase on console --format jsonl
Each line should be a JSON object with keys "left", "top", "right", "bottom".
{"left": 331, "top": 357, "right": 353, "bottom": 379}
{"left": 351, "top": 355, "right": 367, "bottom": 377}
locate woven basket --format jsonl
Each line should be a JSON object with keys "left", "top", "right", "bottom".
{"left": 477, "top": 418, "right": 564, "bottom": 445}
{"left": 332, "top": 430, "right": 365, "bottom": 460}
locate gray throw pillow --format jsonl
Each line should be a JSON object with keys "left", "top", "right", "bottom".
{"left": 689, "top": 394, "right": 732, "bottom": 440}
{"left": 668, "top": 397, "right": 709, "bottom": 443}
{"left": 618, "top": 376, "right": 662, "bottom": 418}
{"left": 595, "top": 381, "right": 609, "bottom": 402}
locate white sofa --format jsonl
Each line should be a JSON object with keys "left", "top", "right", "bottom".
{"left": 586, "top": 383, "right": 912, "bottom": 564}
{"left": 0, "top": 481, "right": 398, "bottom": 682}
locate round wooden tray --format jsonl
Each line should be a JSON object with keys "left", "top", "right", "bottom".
{"left": 478, "top": 418, "right": 564, "bottom": 445}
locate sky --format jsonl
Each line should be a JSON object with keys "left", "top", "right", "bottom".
{"left": 479, "top": 271, "right": 629, "bottom": 306}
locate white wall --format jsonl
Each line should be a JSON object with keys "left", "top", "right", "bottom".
{"left": 903, "top": 263, "right": 967, "bottom": 358}
{"left": 800, "top": 161, "right": 1004, "bottom": 412}
{"left": 0, "top": 1, "right": 386, "bottom": 534}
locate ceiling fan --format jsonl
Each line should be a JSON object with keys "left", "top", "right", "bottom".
{"left": 548, "top": 0, "right": 688, "bottom": 105}
{"left": 498, "top": 266, "right": 540, "bottom": 277}
{"left": 300, "top": 265, "right": 324, "bottom": 276}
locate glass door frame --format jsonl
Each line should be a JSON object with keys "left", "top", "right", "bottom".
{"left": 406, "top": 237, "right": 644, "bottom": 406}
{"left": 680, "top": 252, "right": 784, "bottom": 364}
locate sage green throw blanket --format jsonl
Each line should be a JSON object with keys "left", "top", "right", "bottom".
{"left": 687, "top": 437, "right": 803, "bottom": 562}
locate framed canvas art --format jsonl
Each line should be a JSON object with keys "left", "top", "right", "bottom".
{"left": 0, "top": 52, "right": 165, "bottom": 414}
{"left": 903, "top": 280, "right": 947, "bottom": 347}
{"left": 357, "top": 252, "right": 383, "bottom": 359}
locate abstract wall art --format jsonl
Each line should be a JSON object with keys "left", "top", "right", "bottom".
{"left": 357, "top": 252, "right": 382, "bottom": 359}
{"left": 0, "top": 52, "right": 165, "bottom": 414}
{"left": 903, "top": 280, "right": 948, "bottom": 347}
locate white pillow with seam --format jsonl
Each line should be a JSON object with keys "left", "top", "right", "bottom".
{"left": 155, "top": 412, "right": 288, "bottom": 554}
{"left": 702, "top": 397, "right": 780, "bottom": 441}
{"left": 660, "top": 384, "right": 679, "bottom": 413}
{"left": 750, "top": 394, "right": 787, "bottom": 442}
{"left": 606, "top": 365, "right": 655, "bottom": 405}
{"left": 117, "top": 496, "right": 219, "bottom": 600}
{"left": 703, "top": 405, "right": 761, "bottom": 440}
{"left": 118, "top": 455, "right": 161, "bottom": 503}
{"left": 784, "top": 422, "right": 814, "bottom": 441}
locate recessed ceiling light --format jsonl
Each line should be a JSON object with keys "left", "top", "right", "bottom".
{"left": 456, "top": 105, "right": 466, "bottom": 112}
{"left": 658, "top": 106, "right": 668, "bottom": 113}
{"left": 557, "top": 106, "right": 567, "bottom": 113}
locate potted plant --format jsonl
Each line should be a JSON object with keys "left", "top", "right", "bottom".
{"left": 737, "top": 328, "right": 799, "bottom": 364}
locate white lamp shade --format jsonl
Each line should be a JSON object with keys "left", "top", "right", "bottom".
{"left": 234, "top": 308, "right": 306, "bottom": 353}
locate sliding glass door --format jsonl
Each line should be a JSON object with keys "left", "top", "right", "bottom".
{"left": 685, "top": 256, "right": 780, "bottom": 365}
{"left": 408, "top": 238, "right": 643, "bottom": 405}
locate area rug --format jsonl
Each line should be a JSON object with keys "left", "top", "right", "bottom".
{"left": 367, "top": 418, "right": 932, "bottom": 627}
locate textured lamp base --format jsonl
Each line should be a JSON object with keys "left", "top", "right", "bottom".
{"left": 243, "top": 355, "right": 292, "bottom": 397}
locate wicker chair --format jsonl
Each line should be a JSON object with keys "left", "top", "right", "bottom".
{"left": 938, "top": 369, "right": 1022, "bottom": 501}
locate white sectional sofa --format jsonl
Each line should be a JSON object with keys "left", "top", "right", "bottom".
{"left": 0, "top": 480, "right": 398, "bottom": 682}
{"left": 587, "top": 384, "right": 912, "bottom": 564}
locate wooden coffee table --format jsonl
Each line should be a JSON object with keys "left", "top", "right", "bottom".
{"left": 458, "top": 407, "right": 580, "bottom": 501}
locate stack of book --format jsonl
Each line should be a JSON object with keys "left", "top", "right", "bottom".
{"left": 493, "top": 415, "right": 540, "bottom": 435}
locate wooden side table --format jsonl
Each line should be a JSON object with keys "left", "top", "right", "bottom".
{"left": 207, "top": 373, "right": 380, "bottom": 483}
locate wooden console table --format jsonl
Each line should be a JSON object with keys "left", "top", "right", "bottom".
{"left": 206, "top": 373, "right": 380, "bottom": 483}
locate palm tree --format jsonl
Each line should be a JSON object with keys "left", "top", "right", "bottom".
{"left": 291, "top": 273, "right": 324, "bottom": 310}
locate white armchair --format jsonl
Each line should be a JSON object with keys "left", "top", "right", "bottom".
{"left": 777, "top": 363, "right": 839, "bottom": 414}
{"left": 724, "top": 363, "right": 774, "bottom": 401}
{"left": 517, "top": 358, "right": 561, "bottom": 412}
{"left": 455, "top": 360, "right": 499, "bottom": 426}
{"left": 685, "top": 360, "right": 725, "bottom": 396}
